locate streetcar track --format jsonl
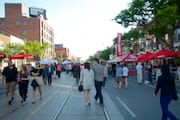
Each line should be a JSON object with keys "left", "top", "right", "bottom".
{"left": 51, "top": 86, "right": 111, "bottom": 120}
{"left": 103, "top": 106, "right": 111, "bottom": 120}
{"left": 51, "top": 88, "right": 73, "bottom": 120}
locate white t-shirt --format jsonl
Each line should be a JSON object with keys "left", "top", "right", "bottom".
{"left": 123, "top": 66, "right": 129, "bottom": 77}
{"left": 136, "top": 64, "right": 143, "bottom": 74}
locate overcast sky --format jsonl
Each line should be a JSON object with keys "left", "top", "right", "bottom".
{"left": 0, "top": 0, "right": 132, "bottom": 60}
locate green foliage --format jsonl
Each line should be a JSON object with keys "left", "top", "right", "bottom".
{"left": 86, "top": 56, "right": 95, "bottom": 63}
{"left": 0, "top": 40, "right": 50, "bottom": 59}
{"left": 114, "top": 0, "right": 152, "bottom": 27}
{"left": 114, "top": 0, "right": 180, "bottom": 49}
{"left": 99, "top": 47, "right": 112, "bottom": 60}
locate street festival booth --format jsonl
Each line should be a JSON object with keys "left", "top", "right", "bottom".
{"left": 146, "top": 49, "right": 180, "bottom": 73}
{"left": 147, "top": 49, "right": 179, "bottom": 65}
{"left": 10, "top": 52, "right": 34, "bottom": 69}
{"left": 147, "top": 49, "right": 179, "bottom": 60}
{"left": 108, "top": 53, "right": 137, "bottom": 75}
{"left": 137, "top": 52, "right": 153, "bottom": 62}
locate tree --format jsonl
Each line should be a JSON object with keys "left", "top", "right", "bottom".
{"left": 87, "top": 55, "right": 95, "bottom": 63}
{"left": 99, "top": 47, "right": 112, "bottom": 60}
{"left": 114, "top": 0, "right": 180, "bottom": 49}
{"left": 24, "top": 40, "right": 50, "bottom": 59}
{"left": 0, "top": 40, "right": 50, "bottom": 59}
{"left": 0, "top": 43, "right": 21, "bottom": 58}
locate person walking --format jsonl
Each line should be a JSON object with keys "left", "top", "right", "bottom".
{"left": 17, "top": 65, "right": 30, "bottom": 103}
{"left": 122, "top": 63, "right": 129, "bottom": 88}
{"left": 47, "top": 63, "right": 54, "bottom": 86}
{"left": 147, "top": 62, "right": 153, "bottom": 84}
{"left": 136, "top": 62, "right": 143, "bottom": 84}
{"left": 31, "top": 62, "right": 43, "bottom": 104}
{"left": 56, "top": 63, "right": 62, "bottom": 78}
{"left": 115, "top": 62, "right": 123, "bottom": 88}
{"left": 79, "top": 62, "right": 94, "bottom": 106}
{"left": 93, "top": 58, "right": 105, "bottom": 106}
{"left": 42, "top": 64, "right": 48, "bottom": 85}
{"left": 2, "top": 61, "right": 18, "bottom": 105}
{"left": 154, "top": 62, "right": 178, "bottom": 120}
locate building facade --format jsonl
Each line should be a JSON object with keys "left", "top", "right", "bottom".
{"left": 0, "top": 3, "right": 54, "bottom": 58}
{"left": 54, "top": 44, "right": 69, "bottom": 61}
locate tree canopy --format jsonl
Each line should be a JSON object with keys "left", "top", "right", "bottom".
{"left": 114, "top": 0, "right": 180, "bottom": 49}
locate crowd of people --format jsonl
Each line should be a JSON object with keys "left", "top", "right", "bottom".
{"left": 0, "top": 58, "right": 179, "bottom": 119}
{"left": 1, "top": 60, "right": 67, "bottom": 105}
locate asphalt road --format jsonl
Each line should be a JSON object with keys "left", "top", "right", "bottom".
{"left": 105, "top": 76, "right": 180, "bottom": 120}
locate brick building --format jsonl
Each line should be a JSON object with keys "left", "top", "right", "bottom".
{"left": 54, "top": 44, "right": 69, "bottom": 61}
{"left": 0, "top": 3, "right": 54, "bottom": 58}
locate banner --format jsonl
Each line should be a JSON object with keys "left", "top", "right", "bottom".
{"left": 116, "top": 33, "right": 122, "bottom": 56}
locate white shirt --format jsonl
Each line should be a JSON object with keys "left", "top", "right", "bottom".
{"left": 136, "top": 64, "right": 143, "bottom": 74}
{"left": 123, "top": 66, "right": 129, "bottom": 76}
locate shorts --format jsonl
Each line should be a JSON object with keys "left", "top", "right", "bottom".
{"left": 122, "top": 76, "right": 128, "bottom": 78}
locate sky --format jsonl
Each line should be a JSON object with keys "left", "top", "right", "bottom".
{"left": 0, "top": 0, "right": 131, "bottom": 60}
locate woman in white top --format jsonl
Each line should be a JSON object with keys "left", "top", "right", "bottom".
{"left": 79, "top": 62, "right": 94, "bottom": 106}
{"left": 123, "top": 63, "right": 129, "bottom": 88}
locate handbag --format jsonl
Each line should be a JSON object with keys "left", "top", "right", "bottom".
{"left": 31, "top": 79, "right": 39, "bottom": 89}
{"left": 78, "top": 85, "right": 84, "bottom": 92}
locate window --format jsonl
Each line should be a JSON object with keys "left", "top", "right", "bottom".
{"left": 22, "top": 29, "right": 27, "bottom": 34}
{"left": 16, "top": 20, "right": 20, "bottom": 25}
{"left": 23, "top": 20, "right": 27, "bottom": 25}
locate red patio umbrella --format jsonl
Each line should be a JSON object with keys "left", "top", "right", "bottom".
{"left": 121, "top": 53, "right": 137, "bottom": 62}
{"left": 175, "top": 52, "right": 180, "bottom": 57}
{"left": 147, "top": 49, "right": 178, "bottom": 60}
{"left": 137, "top": 52, "right": 153, "bottom": 61}
{"left": 10, "top": 52, "right": 34, "bottom": 60}
{"left": 0, "top": 52, "right": 6, "bottom": 59}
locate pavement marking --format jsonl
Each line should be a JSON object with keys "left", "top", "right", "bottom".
{"left": 24, "top": 92, "right": 57, "bottom": 120}
{"left": 116, "top": 97, "right": 136, "bottom": 118}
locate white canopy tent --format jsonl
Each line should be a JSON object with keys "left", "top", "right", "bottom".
{"left": 39, "top": 58, "right": 58, "bottom": 64}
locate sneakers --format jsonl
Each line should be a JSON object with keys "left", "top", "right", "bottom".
{"left": 8, "top": 97, "right": 14, "bottom": 106}
{"left": 8, "top": 100, "right": 12, "bottom": 105}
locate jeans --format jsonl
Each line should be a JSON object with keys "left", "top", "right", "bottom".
{"left": 47, "top": 73, "right": 52, "bottom": 85}
{"left": 160, "top": 96, "right": 178, "bottom": 120}
{"left": 148, "top": 72, "right": 153, "bottom": 84}
{"left": 94, "top": 80, "right": 103, "bottom": 104}
{"left": 18, "top": 80, "right": 29, "bottom": 100}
